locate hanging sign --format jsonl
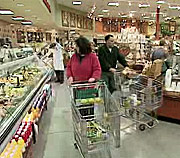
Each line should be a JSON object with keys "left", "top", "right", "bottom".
{"left": 43, "top": 0, "right": 51, "bottom": 13}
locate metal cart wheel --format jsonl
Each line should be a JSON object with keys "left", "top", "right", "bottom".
{"left": 147, "top": 121, "right": 154, "bottom": 127}
{"left": 139, "top": 124, "right": 146, "bottom": 131}
{"left": 74, "top": 143, "right": 78, "bottom": 149}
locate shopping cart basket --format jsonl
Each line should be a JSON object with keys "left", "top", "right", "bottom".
{"left": 69, "top": 81, "right": 120, "bottom": 158}
{"left": 114, "top": 72, "right": 162, "bottom": 131}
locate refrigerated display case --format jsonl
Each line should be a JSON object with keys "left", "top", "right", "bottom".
{"left": 0, "top": 54, "right": 52, "bottom": 152}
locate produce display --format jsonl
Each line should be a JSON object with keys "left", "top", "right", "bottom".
{"left": 0, "top": 64, "right": 44, "bottom": 123}
{"left": 87, "top": 121, "right": 107, "bottom": 144}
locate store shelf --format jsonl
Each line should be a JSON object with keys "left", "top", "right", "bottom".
{"left": 0, "top": 70, "right": 51, "bottom": 152}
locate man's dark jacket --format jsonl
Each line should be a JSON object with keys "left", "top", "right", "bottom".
{"left": 98, "top": 44, "right": 128, "bottom": 72}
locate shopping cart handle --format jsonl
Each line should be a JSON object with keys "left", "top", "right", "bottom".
{"left": 71, "top": 80, "right": 104, "bottom": 85}
{"left": 71, "top": 80, "right": 90, "bottom": 84}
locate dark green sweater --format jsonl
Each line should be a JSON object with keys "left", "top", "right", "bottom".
{"left": 98, "top": 44, "right": 128, "bottom": 72}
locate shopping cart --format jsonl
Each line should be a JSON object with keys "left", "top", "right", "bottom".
{"left": 69, "top": 81, "right": 120, "bottom": 158}
{"left": 114, "top": 72, "right": 162, "bottom": 131}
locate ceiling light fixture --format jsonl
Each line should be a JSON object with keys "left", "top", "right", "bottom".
{"left": 102, "top": 9, "right": 109, "bottom": 13}
{"left": 25, "top": 9, "right": 31, "bottom": 12}
{"left": 139, "top": 3, "right": 150, "bottom": 8}
{"left": 21, "top": 21, "right": 33, "bottom": 25}
{"left": 17, "top": 3, "right": 24, "bottom": 7}
{"left": 108, "top": 2, "right": 119, "bottom": 6}
{"left": 121, "top": 15, "right": 128, "bottom": 18}
{"left": 0, "top": 9, "right": 14, "bottom": 15}
{"left": 169, "top": 5, "right": 179, "bottom": 10}
{"left": 98, "top": 14, "right": 104, "bottom": 17}
{"left": 156, "top": 0, "right": 165, "bottom": 4}
{"left": 12, "top": 16, "right": 24, "bottom": 21}
{"left": 143, "top": 16, "right": 150, "bottom": 19}
{"left": 72, "top": 1, "right": 82, "bottom": 5}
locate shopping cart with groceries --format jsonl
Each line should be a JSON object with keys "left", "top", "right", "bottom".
{"left": 69, "top": 81, "right": 121, "bottom": 158}
{"left": 114, "top": 71, "right": 162, "bottom": 131}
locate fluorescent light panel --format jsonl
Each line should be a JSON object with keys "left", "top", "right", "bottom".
{"left": 72, "top": 1, "right": 82, "bottom": 5}
{"left": 102, "top": 9, "right": 109, "bottom": 12}
{"left": 17, "top": 3, "right": 24, "bottom": 7}
{"left": 0, "top": 10, "right": 14, "bottom": 15}
{"left": 21, "top": 21, "right": 33, "bottom": 25}
{"left": 169, "top": 5, "right": 179, "bottom": 10}
{"left": 12, "top": 16, "right": 24, "bottom": 21}
{"left": 156, "top": 0, "right": 165, "bottom": 4}
{"left": 25, "top": 9, "right": 31, "bottom": 12}
{"left": 139, "top": 3, "right": 150, "bottom": 8}
{"left": 98, "top": 14, "right": 104, "bottom": 17}
{"left": 108, "top": 2, "right": 119, "bottom": 6}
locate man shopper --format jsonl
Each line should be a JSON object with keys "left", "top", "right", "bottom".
{"left": 98, "top": 34, "right": 128, "bottom": 93}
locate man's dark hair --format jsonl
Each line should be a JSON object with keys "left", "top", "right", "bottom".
{"left": 105, "top": 34, "right": 114, "bottom": 42}
{"left": 75, "top": 36, "right": 92, "bottom": 54}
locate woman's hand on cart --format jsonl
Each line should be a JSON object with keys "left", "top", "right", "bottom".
{"left": 67, "top": 76, "right": 73, "bottom": 85}
{"left": 109, "top": 68, "right": 116, "bottom": 73}
{"left": 88, "top": 78, "right": 95, "bottom": 83}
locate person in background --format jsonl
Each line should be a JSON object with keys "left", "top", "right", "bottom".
{"left": 49, "top": 38, "right": 64, "bottom": 84}
{"left": 151, "top": 40, "right": 170, "bottom": 76}
{"left": 67, "top": 36, "right": 101, "bottom": 84}
{"left": 98, "top": 34, "right": 129, "bottom": 93}
{"left": 152, "top": 40, "right": 167, "bottom": 62}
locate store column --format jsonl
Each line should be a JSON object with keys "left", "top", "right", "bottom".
{"left": 93, "top": 17, "right": 96, "bottom": 33}
{"left": 156, "top": 6, "right": 160, "bottom": 40}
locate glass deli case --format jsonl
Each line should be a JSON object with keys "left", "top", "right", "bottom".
{"left": 0, "top": 55, "right": 52, "bottom": 152}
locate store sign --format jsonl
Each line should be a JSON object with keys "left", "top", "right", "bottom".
{"left": 43, "top": 0, "right": 51, "bottom": 13}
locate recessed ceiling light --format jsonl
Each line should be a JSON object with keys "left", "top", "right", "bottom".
{"left": 102, "top": 9, "right": 109, "bottom": 13}
{"left": 72, "top": 1, "right": 82, "bottom": 5}
{"left": 17, "top": 3, "right": 24, "bottom": 7}
{"left": 156, "top": 0, "right": 165, "bottom": 4}
{"left": 0, "top": 9, "right": 14, "bottom": 15}
{"left": 12, "top": 16, "right": 24, "bottom": 21}
{"left": 98, "top": 14, "right": 104, "bottom": 17}
{"left": 25, "top": 9, "right": 31, "bottom": 12}
{"left": 21, "top": 21, "right": 33, "bottom": 25}
{"left": 139, "top": 3, "right": 150, "bottom": 8}
{"left": 108, "top": 2, "right": 119, "bottom": 6}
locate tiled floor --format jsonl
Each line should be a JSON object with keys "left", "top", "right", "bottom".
{"left": 33, "top": 83, "right": 180, "bottom": 158}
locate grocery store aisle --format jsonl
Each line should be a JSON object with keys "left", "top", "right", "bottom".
{"left": 33, "top": 83, "right": 180, "bottom": 158}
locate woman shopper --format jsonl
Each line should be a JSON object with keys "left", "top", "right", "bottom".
{"left": 66, "top": 36, "right": 101, "bottom": 84}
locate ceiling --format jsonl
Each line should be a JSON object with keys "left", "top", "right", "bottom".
{"left": 0, "top": 0, "right": 55, "bottom": 29}
{"left": 56, "top": 0, "right": 180, "bottom": 20}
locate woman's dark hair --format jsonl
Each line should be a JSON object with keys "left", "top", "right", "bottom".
{"left": 75, "top": 36, "right": 92, "bottom": 54}
{"left": 105, "top": 34, "right": 114, "bottom": 42}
